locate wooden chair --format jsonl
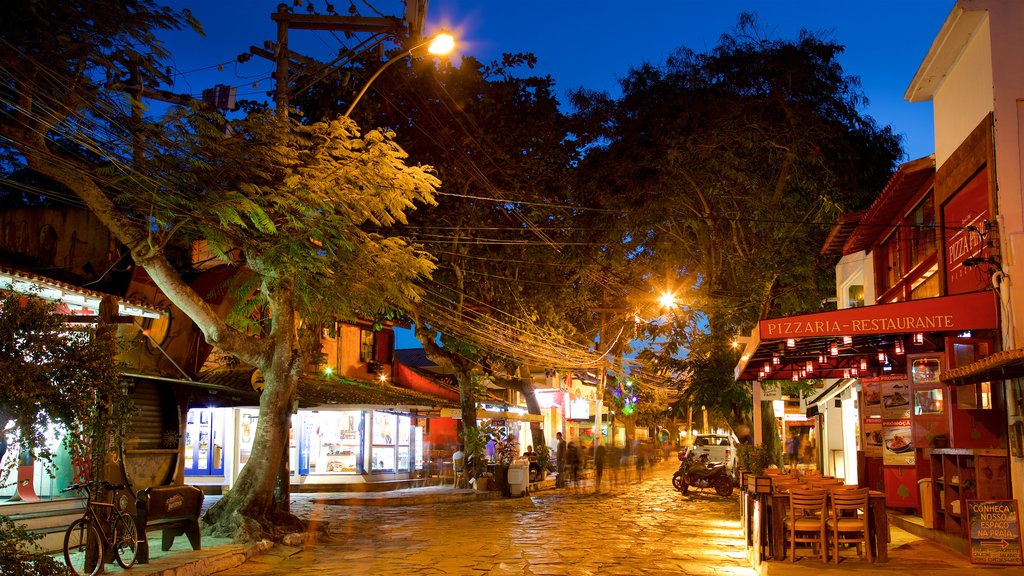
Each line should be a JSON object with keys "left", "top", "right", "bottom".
{"left": 785, "top": 488, "right": 829, "bottom": 563}
{"left": 452, "top": 454, "right": 466, "bottom": 488}
{"left": 827, "top": 488, "right": 872, "bottom": 563}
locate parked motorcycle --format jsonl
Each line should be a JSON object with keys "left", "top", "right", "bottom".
{"left": 673, "top": 448, "right": 734, "bottom": 496}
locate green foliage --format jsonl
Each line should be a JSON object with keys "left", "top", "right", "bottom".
{"left": 0, "top": 293, "right": 129, "bottom": 483}
{"left": 0, "top": 512, "right": 72, "bottom": 576}
{"left": 737, "top": 444, "right": 773, "bottom": 476}
{"left": 576, "top": 15, "right": 903, "bottom": 430}
{"left": 534, "top": 444, "right": 552, "bottom": 474}
{"left": 459, "top": 424, "right": 494, "bottom": 480}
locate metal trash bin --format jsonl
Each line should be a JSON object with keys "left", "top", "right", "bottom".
{"left": 918, "top": 478, "right": 934, "bottom": 528}
{"left": 507, "top": 463, "right": 529, "bottom": 497}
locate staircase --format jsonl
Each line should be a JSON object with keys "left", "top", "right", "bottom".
{"left": 2, "top": 498, "right": 86, "bottom": 553}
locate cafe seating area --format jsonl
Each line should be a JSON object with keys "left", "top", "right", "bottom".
{"left": 743, "top": 469, "right": 888, "bottom": 565}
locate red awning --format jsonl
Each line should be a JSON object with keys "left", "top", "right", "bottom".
{"left": 735, "top": 291, "right": 999, "bottom": 381}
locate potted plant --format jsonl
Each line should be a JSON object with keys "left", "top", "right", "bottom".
{"left": 737, "top": 444, "right": 774, "bottom": 493}
{"left": 534, "top": 445, "right": 552, "bottom": 481}
{"left": 492, "top": 429, "right": 520, "bottom": 496}
{"left": 460, "top": 424, "right": 493, "bottom": 490}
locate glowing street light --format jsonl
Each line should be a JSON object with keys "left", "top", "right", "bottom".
{"left": 658, "top": 291, "right": 677, "bottom": 310}
{"left": 343, "top": 32, "right": 455, "bottom": 117}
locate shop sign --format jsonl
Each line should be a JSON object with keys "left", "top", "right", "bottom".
{"left": 944, "top": 170, "right": 990, "bottom": 295}
{"left": 968, "top": 500, "right": 1024, "bottom": 565}
{"left": 568, "top": 398, "right": 590, "bottom": 420}
{"left": 758, "top": 381, "right": 783, "bottom": 402}
{"left": 758, "top": 291, "right": 996, "bottom": 339}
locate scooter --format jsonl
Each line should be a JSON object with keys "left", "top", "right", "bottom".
{"left": 673, "top": 448, "right": 734, "bottom": 497}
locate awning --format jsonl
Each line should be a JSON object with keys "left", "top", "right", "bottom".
{"left": 942, "top": 348, "right": 1024, "bottom": 385}
{"left": 124, "top": 372, "right": 260, "bottom": 406}
{"left": 440, "top": 407, "right": 545, "bottom": 422}
{"left": 735, "top": 291, "right": 999, "bottom": 381}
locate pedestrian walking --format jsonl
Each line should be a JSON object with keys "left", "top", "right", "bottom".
{"left": 555, "top": 432, "right": 566, "bottom": 488}
{"left": 595, "top": 443, "right": 607, "bottom": 492}
{"left": 620, "top": 440, "right": 633, "bottom": 484}
{"left": 566, "top": 441, "right": 581, "bottom": 491}
{"left": 635, "top": 440, "right": 648, "bottom": 482}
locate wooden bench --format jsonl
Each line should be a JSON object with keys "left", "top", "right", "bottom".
{"left": 135, "top": 485, "right": 203, "bottom": 564}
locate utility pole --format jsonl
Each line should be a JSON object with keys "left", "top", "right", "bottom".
{"left": 264, "top": 3, "right": 409, "bottom": 118}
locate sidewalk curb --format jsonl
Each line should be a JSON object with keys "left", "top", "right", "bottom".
{"left": 135, "top": 539, "right": 273, "bottom": 576}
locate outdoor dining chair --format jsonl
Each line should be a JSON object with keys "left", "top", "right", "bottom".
{"left": 827, "top": 487, "right": 872, "bottom": 563}
{"left": 785, "top": 487, "right": 829, "bottom": 563}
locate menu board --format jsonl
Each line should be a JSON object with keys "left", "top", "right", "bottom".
{"left": 863, "top": 420, "right": 883, "bottom": 458}
{"left": 862, "top": 379, "right": 881, "bottom": 418}
{"left": 881, "top": 380, "right": 911, "bottom": 419}
{"left": 882, "top": 419, "right": 914, "bottom": 465}
{"left": 968, "top": 500, "right": 1024, "bottom": 565}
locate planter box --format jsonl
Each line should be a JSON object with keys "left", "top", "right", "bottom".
{"left": 747, "top": 475, "right": 772, "bottom": 494}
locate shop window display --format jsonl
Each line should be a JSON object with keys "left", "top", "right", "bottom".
{"left": 308, "top": 411, "right": 362, "bottom": 474}
{"left": 371, "top": 412, "right": 418, "bottom": 473}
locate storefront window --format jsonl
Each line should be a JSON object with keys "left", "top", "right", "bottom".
{"left": 307, "top": 411, "right": 363, "bottom": 474}
{"left": 370, "top": 412, "right": 416, "bottom": 473}
{"left": 371, "top": 411, "right": 397, "bottom": 473}
{"left": 238, "top": 409, "right": 259, "bottom": 468}
{"left": 184, "top": 408, "right": 226, "bottom": 476}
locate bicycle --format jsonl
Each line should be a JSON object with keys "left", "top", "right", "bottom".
{"left": 62, "top": 480, "right": 140, "bottom": 576}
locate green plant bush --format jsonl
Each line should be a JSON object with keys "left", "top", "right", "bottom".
{"left": 0, "top": 516, "right": 71, "bottom": 576}
{"left": 737, "top": 444, "right": 773, "bottom": 475}
{"left": 534, "top": 444, "right": 552, "bottom": 475}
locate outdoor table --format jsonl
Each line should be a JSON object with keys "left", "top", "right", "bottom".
{"left": 769, "top": 489, "right": 888, "bottom": 562}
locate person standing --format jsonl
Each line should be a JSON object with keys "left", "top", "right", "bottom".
{"left": 595, "top": 443, "right": 607, "bottom": 493}
{"left": 555, "top": 432, "right": 566, "bottom": 488}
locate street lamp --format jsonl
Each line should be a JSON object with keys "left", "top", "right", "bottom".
{"left": 343, "top": 32, "right": 455, "bottom": 117}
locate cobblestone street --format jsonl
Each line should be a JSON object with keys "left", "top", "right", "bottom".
{"left": 214, "top": 462, "right": 754, "bottom": 576}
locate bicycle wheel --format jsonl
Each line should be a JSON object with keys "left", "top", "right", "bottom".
{"left": 63, "top": 518, "right": 103, "bottom": 576}
{"left": 113, "top": 512, "right": 140, "bottom": 569}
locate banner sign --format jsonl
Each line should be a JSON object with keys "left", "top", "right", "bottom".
{"left": 758, "top": 291, "right": 997, "bottom": 339}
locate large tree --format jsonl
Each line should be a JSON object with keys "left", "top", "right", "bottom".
{"left": 295, "top": 51, "right": 600, "bottom": 438}
{"left": 571, "top": 16, "right": 903, "bottom": 436}
{"left": 0, "top": 1, "right": 438, "bottom": 540}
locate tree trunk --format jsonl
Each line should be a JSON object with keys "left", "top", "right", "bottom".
{"left": 202, "top": 277, "right": 304, "bottom": 541}
{"left": 202, "top": 363, "right": 302, "bottom": 541}
{"left": 512, "top": 363, "right": 545, "bottom": 450}
{"left": 454, "top": 365, "right": 478, "bottom": 429}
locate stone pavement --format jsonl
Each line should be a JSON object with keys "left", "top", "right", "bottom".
{"left": 78, "top": 463, "right": 1024, "bottom": 576}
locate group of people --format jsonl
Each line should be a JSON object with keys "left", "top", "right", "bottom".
{"left": 552, "top": 432, "right": 659, "bottom": 491}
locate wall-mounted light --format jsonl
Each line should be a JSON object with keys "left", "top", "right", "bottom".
{"left": 773, "top": 353, "right": 781, "bottom": 366}
{"left": 860, "top": 357, "right": 868, "bottom": 371}
{"left": 806, "top": 360, "right": 814, "bottom": 373}
{"left": 818, "top": 354, "right": 827, "bottom": 365}
{"left": 878, "top": 351, "right": 886, "bottom": 363}
{"left": 764, "top": 361, "right": 772, "bottom": 373}
{"left": 913, "top": 333, "right": 924, "bottom": 345}
{"left": 895, "top": 340, "right": 904, "bottom": 355}
{"left": 792, "top": 373, "right": 799, "bottom": 381}
{"left": 787, "top": 338, "right": 796, "bottom": 349}
{"left": 830, "top": 342, "right": 839, "bottom": 356}
{"left": 843, "top": 335, "right": 853, "bottom": 346}
{"left": 843, "top": 369, "right": 851, "bottom": 379}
